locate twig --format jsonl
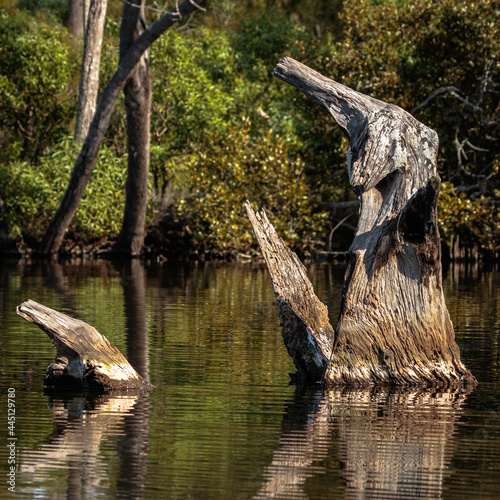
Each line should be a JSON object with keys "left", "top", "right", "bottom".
{"left": 328, "top": 213, "right": 355, "bottom": 251}
{"left": 411, "top": 86, "right": 480, "bottom": 115}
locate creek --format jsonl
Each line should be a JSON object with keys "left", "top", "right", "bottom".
{"left": 0, "top": 259, "right": 498, "bottom": 499}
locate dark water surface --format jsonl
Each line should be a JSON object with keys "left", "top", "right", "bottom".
{"left": 0, "top": 260, "right": 499, "bottom": 499}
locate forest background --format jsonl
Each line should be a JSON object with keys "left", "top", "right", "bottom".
{"left": 0, "top": 0, "right": 498, "bottom": 260}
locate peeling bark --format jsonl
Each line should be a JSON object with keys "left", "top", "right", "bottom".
{"left": 247, "top": 57, "right": 476, "bottom": 388}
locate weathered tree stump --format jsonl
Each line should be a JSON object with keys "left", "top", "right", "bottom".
{"left": 247, "top": 57, "right": 476, "bottom": 388}
{"left": 17, "top": 299, "right": 153, "bottom": 391}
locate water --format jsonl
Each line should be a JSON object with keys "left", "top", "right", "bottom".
{"left": 0, "top": 259, "right": 499, "bottom": 499}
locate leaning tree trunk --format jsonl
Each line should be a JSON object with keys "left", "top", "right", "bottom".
{"left": 246, "top": 203, "right": 334, "bottom": 385}
{"left": 74, "top": 0, "right": 108, "bottom": 142}
{"left": 40, "top": 0, "right": 207, "bottom": 255}
{"left": 114, "top": 0, "right": 151, "bottom": 256}
{"left": 247, "top": 57, "right": 476, "bottom": 388}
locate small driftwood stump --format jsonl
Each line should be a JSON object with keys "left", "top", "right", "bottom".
{"left": 17, "top": 300, "right": 153, "bottom": 391}
{"left": 247, "top": 57, "right": 476, "bottom": 388}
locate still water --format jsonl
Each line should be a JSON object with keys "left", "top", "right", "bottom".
{"left": 0, "top": 259, "right": 499, "bottom": 499}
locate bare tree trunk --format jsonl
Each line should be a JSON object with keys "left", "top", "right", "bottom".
{"left": 40, "top": 0, "right": 207, "bottom": 256}
{"left": 74, "top": 0, "right": 108, "bottom": 142}
{"left": 247, "top": 57, "right": 476, "bottom": 388}
{"left": 114, "top": 0, "right": 151, "bottom": 256}
{"left": 68, "top": 0, "right": 86, "bottom": 38}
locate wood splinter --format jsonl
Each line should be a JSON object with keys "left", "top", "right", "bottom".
{"left": 16, "top": 299, "right": 153, "bottom": 392}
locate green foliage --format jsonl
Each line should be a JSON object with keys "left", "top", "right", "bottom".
{"left": 340, "top": 1, "right": 498, "bottom": 169}
{"left": 313, "top": 0, "right": 500, "bottom": 256}
{"left": 99, "top": 18, "right": 126, "bottom": 153}
{"left": 146, "top": 21, "right": 331, "bottom": 250}
{"left": 439, "top": 182, "right": 500, "bottom": 253}
{"left": 16, "top": 0, "right": 69, "bottom": 23}
{"left": 148, "top": 27, "right": 241, "bottom": 199}
{"left": 175, "top": 122, "right": 328, "bottom": 250}
{"left": 233, "top": 11, "right": 309, "bottom": 73}
{"left": 0, "top": 137, "right": 127, "bottom": 242}
{"left": 0, "top": 0, "right": 498, "bottom": 256}
{"left": 0, "top": 7, "right": 78, "bottom": 160}
{"left": 206, "top": 0, "right": 343, "bottom": 38}
{"left": 150, "top": 28, "right": 238, "bottom": 147}
{"left": 149, "top": 19, "right": 310, "bottom": 156}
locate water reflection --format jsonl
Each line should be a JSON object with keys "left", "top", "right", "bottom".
{"left": 115, "top": 259, "right": 150, "bottom": 382}
{"left": 8, "top": 259, "right": 152, "bottom": 498}
{"left": 19, "top": 392, "right": 150, "bottom": 499}
{"left": 256, "top": 387, "right": 468, "bottom": 499}
{"left": 1, "top": 260, "right": 498, "bottom": 499}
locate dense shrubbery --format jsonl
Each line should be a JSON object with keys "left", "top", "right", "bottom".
{"left": 0, "top": 0, "right": 498, "bottom": 257}
{"left": 439, "top": 180, "right": 500, "bottom": 254}
{"left": 0, "top": 7, "right": 78, "bottom": 160}
{"left": 0, "top": 138, "right": 128, "bottom": 242}
{"left": 175, "top": 123, "right": 328, "bottom": 250}
{"left": 147, "top": 19, "right": 329, "bottom": 250}
{"left": 323, "top": 0, "right": 500, "bottom": 257}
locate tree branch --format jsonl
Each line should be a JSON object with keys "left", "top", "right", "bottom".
{"left": 411, "top": 86, "right": 481, "bottom": 116}
{"left": 41, "top": 0, "right": 207, "bottom": 254}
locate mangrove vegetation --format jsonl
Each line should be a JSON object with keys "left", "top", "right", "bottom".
{"left": 0, "top": 0, "right": 498, "bottom": 259}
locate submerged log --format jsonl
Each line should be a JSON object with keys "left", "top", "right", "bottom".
{"left": 16, "top": 299, "right": 153, "bottom": 391}
{"left": 247, "top": 57, "right": 476, "bottom": 388}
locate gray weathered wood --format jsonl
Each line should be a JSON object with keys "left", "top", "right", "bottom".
{"left": 246, "top": 203, "right": 334, "bottom": 384}
{"left": 17, "top": 299, "right": 153, "bottom": 391}
{"left": 74, "top": 0, "right": 108, "bottom": 142}
{"left": 247, "top": 57, "right": 476, "bottom": 388}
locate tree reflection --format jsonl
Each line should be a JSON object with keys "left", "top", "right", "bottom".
{"left": 19, "top": 393, "right": 149, "bottom": 498}
{"left": 18, "top": 259, "right": 152, "bottom": 499}
{"left": 115, "top": 259, "right": 150, "bottom": 382}
{"left": 117, "top": 258, "right": 150, "bottom": 498}
{"left": 255, "top": 387, "right": 468, "bottom": 499}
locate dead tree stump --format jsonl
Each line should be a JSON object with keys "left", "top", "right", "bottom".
{"left": 17, "top": 299, "right": 153, "bottom": 391}
{"left": 247, "top": 57, "right": 476, "bottom": 388}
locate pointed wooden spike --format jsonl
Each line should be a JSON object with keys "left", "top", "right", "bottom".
{"left": 245, "top": 202, "right": 334, "bottom": 384}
